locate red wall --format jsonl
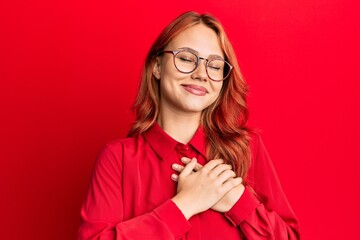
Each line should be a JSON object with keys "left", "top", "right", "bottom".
{"left": 1, "top": 0, "right": 359, "bottom": 239}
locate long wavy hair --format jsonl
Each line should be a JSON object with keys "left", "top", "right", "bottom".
{"left": 128, "top": 11, "right": 251, "bottom": 180}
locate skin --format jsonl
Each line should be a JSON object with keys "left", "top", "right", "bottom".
{"left": 153, "top": 23, "right": 224, "bottom": 144}
{"left": 172, "top": 157, "right": 245, "bottom": 219}
{"left": 153, "top": 23, "right": 245, "bottom": 220}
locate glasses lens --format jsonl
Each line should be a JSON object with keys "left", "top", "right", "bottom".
{"left": 207, "top": 59, "right": 231, "bottom": 81}
{"left": 174, "top": 51, "right": 198, "bottom": 73}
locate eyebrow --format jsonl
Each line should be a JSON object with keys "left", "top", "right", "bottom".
{"left": 178, "top": 47, "right": 224, "bottom": 60}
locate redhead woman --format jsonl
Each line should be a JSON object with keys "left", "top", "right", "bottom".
{"left": 78, "top": 11, "right": 300, "bottom": 239}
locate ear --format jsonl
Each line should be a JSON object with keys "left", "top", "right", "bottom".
{"left": 152, "top": 57, "right": 161, "bottom": 80}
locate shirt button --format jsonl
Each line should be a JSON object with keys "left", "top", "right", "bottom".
{"left": 184, "top": 145, "right": 189, "bottom": 151}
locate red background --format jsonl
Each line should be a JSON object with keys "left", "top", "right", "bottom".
{"left": 1, "top": 0, "right": 359, "bottom": 239}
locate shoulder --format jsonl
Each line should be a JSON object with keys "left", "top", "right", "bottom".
{"left": 103, "top": 137, "right": 135, "bottom": 152}
{"left": 95, "top": 135, "right": 145, "bottom": 168}
{"left": 103, "top": 135, "right": 145, "bottom": 153}
{"left": 246, "top": 131, "right": 274, "bottom": 183}
{"left": 249, "top": 131, "right": 262, "bottom": 160}
{"left": 249, "top": 131, "right": 272, "bottom": 164}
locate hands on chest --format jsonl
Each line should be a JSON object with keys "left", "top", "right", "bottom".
{"left": 171, "top": 157, "right": 245, "bottom": 220}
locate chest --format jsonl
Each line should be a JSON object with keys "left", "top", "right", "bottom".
{"left": 119, "top": 145, "right": 243, "bottom": 239}
{"left": 121, "top": 144, "right": 203, "bottom": 217}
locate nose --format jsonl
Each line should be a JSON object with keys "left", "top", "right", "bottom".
{"left": 191, "top": 57, "right": 208, "bottom": 81}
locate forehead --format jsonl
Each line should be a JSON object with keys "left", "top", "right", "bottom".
{"left": 166, "top": 23, "right": 224, "bottom": 58}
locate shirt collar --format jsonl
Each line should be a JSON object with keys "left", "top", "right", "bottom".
{"left": 188, "top": 125, "right": 206, "bottom": 157}
{"left": 143, "top": 122, "right": 207, "bottom": 160}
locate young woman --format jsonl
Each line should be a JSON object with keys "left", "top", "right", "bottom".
{"left": 78, "top": 12, "right": 300, "bottom": 239}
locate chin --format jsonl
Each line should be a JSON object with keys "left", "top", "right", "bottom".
{"left": 182, "top": 102, "right": 213, "bottom": 113}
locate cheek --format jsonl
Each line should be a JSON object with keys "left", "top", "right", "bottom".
{"left": 213, "top": 82, "right": 224, "bottom": 97}
{"left": 207, "top": 83, "right": 223, "bottom": 106}
{"left": 160, "top": 59, "right": 179, "bottom": 79}
{"left": 160, "top": 68, "right": 188, "bottom": 85}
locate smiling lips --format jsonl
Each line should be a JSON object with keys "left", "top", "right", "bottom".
{"left": 181, "top": 84, "right": 209, "bottom": 96}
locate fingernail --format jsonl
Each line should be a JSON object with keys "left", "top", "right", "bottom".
{"left": 171, "top": 174, "right": 178, "bottom": 181}
{"left": 172, "top": 163, "right": 178, "bottom": 170}
{"left": 181, "top": 157, "right": 189, "bottom": 163}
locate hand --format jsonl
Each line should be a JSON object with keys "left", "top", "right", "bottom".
{"left": 172, "top": 157, "right": 245, "bottom": 213}
{"left": 171, "top": 157, "right": 242, "bottom": 220}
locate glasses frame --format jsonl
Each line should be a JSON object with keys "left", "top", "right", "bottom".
{"left": 158, "top": 50, "right": 233, "bottom": 82}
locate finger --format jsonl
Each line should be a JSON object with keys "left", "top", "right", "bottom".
{"left": 180, "top": 158, "right": 197, "bottom": 176}
{"left": 210, "top": 164, "right": 232, "bottom": 177}
{"left": 172, "top": 163, "right": 185, "bottom": 173}
{"left": 194, "top": 162, "right": 203, "bottom": 171}
{"left": 222, "top": 177, "right": 243, "bottom": 191}
{"left": 181, "top": 157, "right": 192, "bottom": 164}
{"left": 217, "top": 169, "right": 236, "bottom": 184}
{"left": 202, "top": 159, "right": 224, "bottom": 172}
{"left": 181, "top": 157, "right": 203, "bottom": 171}
{"left": 171, "top": 174, "right": 179, "bottom": 182}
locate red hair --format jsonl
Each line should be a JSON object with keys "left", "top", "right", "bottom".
{"left": 128, "top": 12, "right": 251, "bottom": 180}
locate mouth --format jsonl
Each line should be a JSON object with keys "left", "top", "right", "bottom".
{"left": 181, "top": 84, "right": 209, "bottom": 96}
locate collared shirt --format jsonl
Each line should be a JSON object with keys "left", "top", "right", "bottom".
{"left": 78, "top": 123, "right": 300, "bottom": 239}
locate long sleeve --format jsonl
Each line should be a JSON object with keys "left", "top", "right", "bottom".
{"left": 224, "top": 134, "right": 300, "bottom": 239}
{"left": 78, "top": 143, "right": 191, "bottom": 240}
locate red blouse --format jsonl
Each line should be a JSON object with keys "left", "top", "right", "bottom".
{"left": 78, "top": 123, "right": 300, "bottom": 239}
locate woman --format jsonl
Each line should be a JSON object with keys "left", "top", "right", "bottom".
{"left": 78, "top": 11, "right": 300, "bottom": 239}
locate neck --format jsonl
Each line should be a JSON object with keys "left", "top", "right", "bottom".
{"left": 157, "top": 109, "right": 201, "bottom": 144}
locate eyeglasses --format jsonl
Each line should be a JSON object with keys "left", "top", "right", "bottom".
{"left": 158, "top": 49, "right": 233, "bottom": 81}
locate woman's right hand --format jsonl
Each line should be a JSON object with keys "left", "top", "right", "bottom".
{"left": 171, "top": 158, "right": 242, "bottom": 220}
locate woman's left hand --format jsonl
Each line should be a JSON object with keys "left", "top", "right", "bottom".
{"left": 172, "top": 157, "right": 245, "bottom": 212}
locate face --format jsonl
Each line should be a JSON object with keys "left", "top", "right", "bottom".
{"left": 153, "top": 23, "right": 224, "bottom": 116}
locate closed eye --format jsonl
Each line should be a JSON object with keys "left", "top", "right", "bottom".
{"left": 209, "top": 66, "right": 221, "bottom": 71}
{"left": 178, "top": 57, "right": 195, "bottom": 63}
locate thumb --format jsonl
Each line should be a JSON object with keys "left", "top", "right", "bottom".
{"left": 180, "top": 158, "right": 197, "bottom": 176}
